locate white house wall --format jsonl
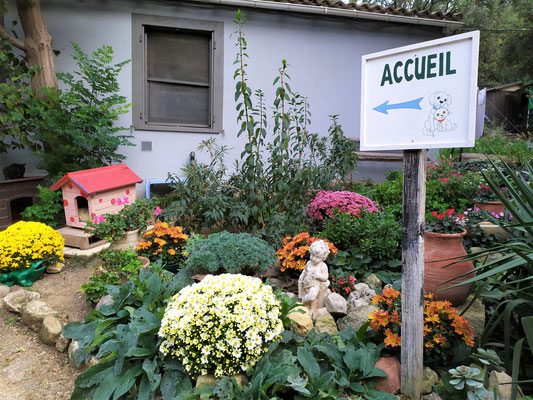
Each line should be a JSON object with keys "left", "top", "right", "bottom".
{"left": 5, "top": 0, "right": 444, "bottom": 191}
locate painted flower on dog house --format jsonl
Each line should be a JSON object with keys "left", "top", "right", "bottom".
{"left": 51, "top": 164, "right": 143, "bottom": 229}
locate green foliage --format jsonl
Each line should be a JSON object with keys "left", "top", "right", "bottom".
{"left": 457, "top": 157, "right": 533, "bottom": 389}
{"left": 31, "top": 43, "right": 134, "bottom": 180}
{"left": 0, "top": 37, "right": 39, "bottom": 154}
{"left": 20, "top": 185, "right": 63, "bottom": 228}
{"left": 85, "top": 198, "right": 157, "bottom": 242}
{"left": 321, "top": 211, "right": 401, "bottom": 262}
{"left": 81, "top": 249, "right": 146, "bottom": 303}
{"left": 81, "top": 271, "right": 121, "bottom": 304}
{"left": 64, "top": 267, "right": 195, "bottom": 399}
{"left": 163, "top": 12, "right": 357, "bottom": 245}
{"left": 176, "top": 328, "right": 393, "bottom": 400}
{"left": 185, "top": 231, "right": 276, "bottom": 275}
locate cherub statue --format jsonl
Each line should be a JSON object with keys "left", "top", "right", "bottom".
{"left": 298, "top": 240, "right": 330, "bottom": 319}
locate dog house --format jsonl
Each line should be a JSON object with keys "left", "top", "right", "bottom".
{"left": 51, "top": 164, "right": 143, "bottom": 229}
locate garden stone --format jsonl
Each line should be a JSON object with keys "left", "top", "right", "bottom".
{"left": 3, "top": 289, "right": 40, "bottom": 313}
{"left": 348, "top": 283, "right": 377, "bottom": 308}
{"left": 233, "top": 374, "right": 249, "bottom": 387}
{"left": 39, "top": 316, "right": 62, "bottom": 345}
{"left": 489, "top": 371, "right": 523, "bottom": 400}
{"left": 21, "top": 300, "right": 58, "bottom": 332}
{"left": 56, "top": 333, "right": 70, "bottom": 353}
{"left": 422, "top": 366, "right": 439, "bottom": 394}
{"left": 374, "top": 356, "right": 401, "bottom": 394}
{"left": 325, "top": 292, "right": 347, "bottom": 316}
{"left": 68, "top": 340, "right": 88, "bottom": 370}
{"left": 314, "top": 308, "right": 338, "bottom": 335}
{"left": 337, "top": 304, "right": 378, "bottom": 332}
{"left": 364, "top": 273, "right": 382, "bottom": 290}
{"left": 95, "top": 294, "right": 115, "bottom": 310}
{"left": 46, "top": 262, "right": 64, "bottom": 274}
{"left": 0, "top": 284, "right": 11, "bottom": 299}
{"left": 196, "top": 374, "right": 218, "bottom": 389}
{"left": 288, "top": 306, "right": 314, "bottom": 337}
{"left": 456, "top": 294, "right": 485, "bottom": 338}
{"left": 423, "top": 393, "right": 443, "bottom": 400}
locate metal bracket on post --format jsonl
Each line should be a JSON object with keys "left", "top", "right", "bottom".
{"left": 401, "top": 149, "right": 426, "bottom": 399}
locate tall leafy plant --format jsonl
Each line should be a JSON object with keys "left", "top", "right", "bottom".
{"left": 0, "top": 37, "right": 39, "bottom": 154}
{"left": 454, "top": 157, "right": 533, "bottom": 395}
{"left": 32, "top": 43, "right": 133, "bottom": 180}
{"left": 165, "top": 11, "right": 358, "bottom": 244}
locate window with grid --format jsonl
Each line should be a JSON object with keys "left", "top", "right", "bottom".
{"left": 132, "top": 14, "right": 223, "bottom": 132}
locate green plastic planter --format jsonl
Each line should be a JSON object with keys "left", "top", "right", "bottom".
{"left": 0, "top": 260, "right": 46, "bottom": 287}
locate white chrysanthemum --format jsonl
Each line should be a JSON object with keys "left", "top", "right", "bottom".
{"left": 159, "top": 274, "right": 283, "bottom": 377}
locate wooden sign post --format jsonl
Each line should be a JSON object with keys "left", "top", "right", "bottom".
{"left": 360, "top": 32, "right": 479, "bottom": 399}
{"left": 401, "top": 149, "right": 426, "bottom": 398}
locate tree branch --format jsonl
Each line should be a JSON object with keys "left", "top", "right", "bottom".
{"left": 0, "top": 25, "right": 26, "bottom": 51}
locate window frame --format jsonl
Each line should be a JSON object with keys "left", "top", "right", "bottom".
{"left": 132, "top": 13, "right": 224, "bottom": 133}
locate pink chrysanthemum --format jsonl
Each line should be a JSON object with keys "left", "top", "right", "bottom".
{"left": 306, "top": 191, "right": 378, "bottom": 224}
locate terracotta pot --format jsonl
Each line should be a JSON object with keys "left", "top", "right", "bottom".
{"left": 373, "top": 356, "right": 401, "bottom": 394}
{"left": 473, "top": 200, "right": 505, "bottom": 215}
{"left": 424, "top": 230, "right": 474, "bottom": 306}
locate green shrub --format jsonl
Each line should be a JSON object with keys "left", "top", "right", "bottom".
{"left": 81, "top": 271, "right": 121, "bottom": 304}
{"left": 321, "top": 211, "right": 401, "bottom": 262}
{"left": 185, "top": 231, "right": 276, "bottom": 275}
{"left": 20, "top": 185, "right": 64, "bottom": 228}
{"left": 31, "top": 43, "right": 134, "bottom": 181}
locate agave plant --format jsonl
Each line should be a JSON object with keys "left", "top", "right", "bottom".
{"left": 470, "top": 348, "right": 505, "bottom": 372}
{"left": 449, "top": 366, "right": 484, "bottom": 390}
{"left": 454, "top": 157, "right": 533, "bottom": 398}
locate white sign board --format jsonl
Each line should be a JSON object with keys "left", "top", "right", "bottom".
{"left": 360, "top": 31, "right": 479, "bottom": 151}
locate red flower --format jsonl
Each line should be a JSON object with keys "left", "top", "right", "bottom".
{"left": 447, "top": 209, "right": 455, "bottom": 215}
{"left": 431, "top": 211, "right": 438, "bottom": 217}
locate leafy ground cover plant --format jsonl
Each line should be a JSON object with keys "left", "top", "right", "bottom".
{"left": 185, "top": 231, "right": 277, "bottom": 275}
{"left": 81, "top": 249, "right": 147, "bottom": 303}
{"left": 276, "top": 232, "right": 337, "bottom": 273}
{"left": 0, "top": 221, "right": 64, "bottom": 272}
{"left": 369, "top": 288, "right": 474, "bottom": 364}
{"left": 64, "top": 267, "right": 195, "bottom": 400}
{"left": 136, "top": 222, "right": 188, "bottom": 266}
{"left": 20, "top": 185, "right": 64, "bottom": 228}
{"left": 178, "top": 328, "right": 395, "bottom": 400}
{"left": 159, "top": 274, "right": 284, "bottom": 377}
{"left": 85, "top": 198, "right": 157, "bottom": 241}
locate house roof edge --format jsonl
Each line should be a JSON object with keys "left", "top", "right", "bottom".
{"left": 187, "top": 0, "right": 464, "bottom": 28}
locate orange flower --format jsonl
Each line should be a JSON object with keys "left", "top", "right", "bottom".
{"left": 384, "top": 329, "right": 401, "bottom": 347}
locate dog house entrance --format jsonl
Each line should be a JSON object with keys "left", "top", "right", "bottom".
{"left": 9, "top": 197, "right": 34, "bottom": 222}
{"left": 76, "top": 196, "right": 90, "bottom": 222}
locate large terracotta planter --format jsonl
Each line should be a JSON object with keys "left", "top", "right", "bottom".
{"left": 473, "top": 200, "right": 505, "bottom": 215}
{"left": 424, "top": 230, "right": 474, "bottom": 306}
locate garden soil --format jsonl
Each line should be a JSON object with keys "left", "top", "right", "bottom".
{"left": 0, "top": 259, "right": 95, "bottom": 400}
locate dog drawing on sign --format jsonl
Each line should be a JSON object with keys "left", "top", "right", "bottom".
{"left": 423, "top": 91, "right": 457, "bottom": 137}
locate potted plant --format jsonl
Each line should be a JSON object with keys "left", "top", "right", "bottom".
{"left": 424, "top": 209, "right": 474, "bottom": 305}
{"left": 473, "top": 184, "right": 507, "bottom": 214}
{"left": 85, "top": 198, "right": 157, "bottom": 249}
{"left": 0, "top": 221, "right": 65, "bottom": 286}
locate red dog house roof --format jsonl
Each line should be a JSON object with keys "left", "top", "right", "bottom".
{"left": 51, "top": 164, "right": 143, "bottom": 196}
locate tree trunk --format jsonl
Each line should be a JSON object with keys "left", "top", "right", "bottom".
{"left": 16, "top": 0, "right": 57, "bottom": 97}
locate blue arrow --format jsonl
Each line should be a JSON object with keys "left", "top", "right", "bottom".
{"left": 373, "top": 97, "right": 424, "bottom": 114}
